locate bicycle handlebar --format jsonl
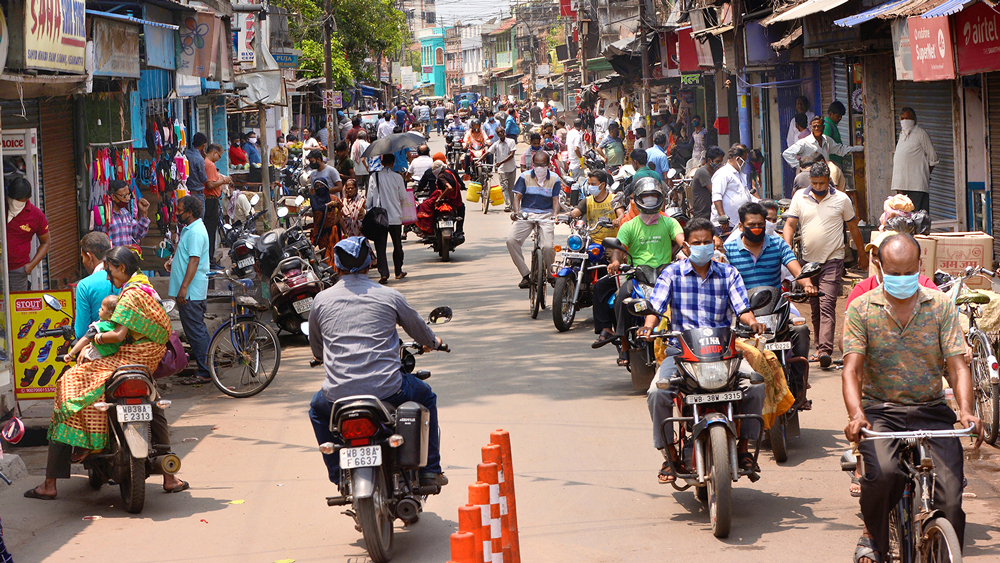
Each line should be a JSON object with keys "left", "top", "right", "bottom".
{"left": 860, "top": 426, "right": 976, "bottom": 440}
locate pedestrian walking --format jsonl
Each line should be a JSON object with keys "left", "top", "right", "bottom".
{"left": 5, "top": 177, "right": 49, "bottom": 291}
{"left": 367, "top": 154, "right": 409, "bottom": 284}
{"left": 890, "top": 107, "right": 937, "bottom": 214}
{"left": 168, "top": 196, "right": 212, "bottom": 386}
{"left": 489, "top": 128, "right": 518, "bottom": 212}
{"left": 435, "top": 102, "right": 446, "bottom": 135}
{"left": 351, "top": 130, "right": 373, "bottom": 189}
{"left": 98, "top": 179, "right": 151, "bottom": 247}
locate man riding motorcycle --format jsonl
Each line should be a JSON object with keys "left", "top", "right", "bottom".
{"left": 308, "top": 237, "right": 449, "bottom": 488}
{"left": 639, "top": 217, "right": 767, "bottom": 484}
{"left": 464, "top": 119, "right": 489, "bottom": 175}
{"left": 592, "top": 179, "right": 684, "bottom": 367}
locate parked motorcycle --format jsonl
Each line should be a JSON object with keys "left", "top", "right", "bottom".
{"left": 551, "top": 216, "right": 613, "bottom": 332}
{"left": 222, "top": 194, "right": 263, "bottom": 280}
{"left": 40, "top": 294, "right": 181, "bottom": 514}
{"left": 623, "top": 290, "right": 772, "bottom": 538}
{"left": 305, "top": 307, "right": 453, "bottom": 563}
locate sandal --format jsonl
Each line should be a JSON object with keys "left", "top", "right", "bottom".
{"left": 850, "top": 473, "right": 862, "bottom": 498}
{"left": 24, "top": 488, "right": 56, "bottom": 500}
{"left": 180, "top": 376, "right": 212, "bottom": 385}
{"left": 617, "top": 349, "right": 630, "bottom": 367}
{"left": 165, "top": 479, "right": 190, "bottom": 493}
{"left": 658, "top": 461, "right": 675, "bottom": 484}
{"left": 738, "top": 452, "right": 757, "bottom": 472}
{"left": 854, "top": 536, "right": 882, "bottom": 563}
{"left": 592, "top": 330, "right": 618, "bottom": 349}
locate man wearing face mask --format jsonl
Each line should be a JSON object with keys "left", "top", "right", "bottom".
{"left": 690, "top": 116, "right": 707, "bottom": 164}
{"left": 783, "top": 161, "right": 867, "bottom": 367}
{"left": 507, "top": 151, "right": 561, "bottom": 289}
{"left": 599, "top": 180, "right": 685, "bottom": 364}
{"left": 690, "top": 146, "right": 724, "bottom": 221}
{"left": 639, "top": 217, "right": 766, "bottom": 483}
{"left": 5, "top": 177, "right": 50, "bottom": 291}
{"left": 166, "top": 196, "right": 212, "bottom": 385}
{"left": 307, "top": 149, "right": 343, "bottom": 195}
{"left": 711, "top": 143, "right": 755, "bottom": 226}
{"left": 890, "top": 108, "right": 936, "bottom": 214}
{"left": 782, "top": 116, "right": 860, "bottom": 170}
{"left": 574, "top": 170, "right": 624, "bottom": 347}
{"left": 243, "top": 131, "right": 261, "bottom": 166}
{"left": 785, "top": 95, "right": 815, "bottom": 149}
{"left": 98, "top": 179, "right": 151, "bottom": 247}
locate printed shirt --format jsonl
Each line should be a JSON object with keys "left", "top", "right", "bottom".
{"left": 650, "top": 259, "right": 752, "bottom": 333}
{"left": 98, "top": 206, "right": 150, "bottom": 248}
{"left": 575, "top": 193, "right": 618, "bottom": 245}
{"left": 785, "top": 186, "right": 856, "bottom": 263}
{"left": 615, "top": 215, "right": 682, "bottom": 268}
{"left": 512, "top": 169, "right": 560, "bottom": 214}
{"left": 724, "top": 234, "right": 798, "bottom": 289}
{"left": 169, "top": 218, "right": 210, "bottom": 301}
{"left": 598, "top": 136, "right": 626, "bottom": 167}
{"left": 844, "top": 287, "right": 965, "bottom": 408}
{"left": 5, "top": 202, "right": 48, "bottom": 270}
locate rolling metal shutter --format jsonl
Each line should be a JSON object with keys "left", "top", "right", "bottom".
{"left": 833, "top": 57, "right": 850, "bottom": 142}
{"left": 820, "top": 58, "right": 833, "bottom": 115}
{"left": 894, "top": 80, "right": 956, "bottom": 220}
{"left": 0, "top": 99, "right": 40, "bottom": 128}
{"left": 39, "top": 99, "right": 80, "bottom": 289}
{"left": 988, "top": 73, "right": 1000, "bottom": 257}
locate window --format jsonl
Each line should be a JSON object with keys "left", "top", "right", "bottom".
{"left": 435, "top": 47, "right": 444, "bottom": 66}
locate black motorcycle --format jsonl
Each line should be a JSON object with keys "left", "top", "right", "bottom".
{"left": 222, "top": 194, "right": 264, "bottom": 279}
{"left": 420, "top": 198, "right": 464, "bottom": 262}
{"left": 551, "top": 216, "right": 613, "bottom": 332}
{"left": 306, "top": 307, "right": 452, "bottom": 563}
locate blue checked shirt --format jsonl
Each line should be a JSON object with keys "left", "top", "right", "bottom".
{"left": 98, "top": 207, "right": 151, "bottom": 247}
{"left": 649, "top": 259, "right": 752, "bottom": 333}
{"left": 723, "top": 234, "right": 797, "bottom": 290}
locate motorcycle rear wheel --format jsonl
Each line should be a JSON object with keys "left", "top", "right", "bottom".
{"left": 552, "top": 277, "right": 576, "bottom": 332}
{"left": 356, "top": 469, "right": 394, "bottom": 563}
{"left": 440, "top": 234, "right": 451, "bottom": 262}
{"left": 88, "top": 467, "right": 103, "bottom": 490}
{"left": 769, "top": 418, "right": 789, "bottom": 463}
{"left": 708, "top": 425, "right": 732, "bottom": 538}
{"left": 121, "top": 454, "right": 147, "bottom": 514}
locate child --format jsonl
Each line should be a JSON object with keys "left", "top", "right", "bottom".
{"left": 63, "top": 295, "right": 126, "bottom": 363}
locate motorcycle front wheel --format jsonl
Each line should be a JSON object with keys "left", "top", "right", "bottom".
{"left": 769, "top": 417, "right": 789, "bottom": 463}
{"left": 708, "top": 425, "right": 732, "bottom": 538}
{"left": 552, "top": 277, "right": 576, "bottom": 332}
{"left": 356, "top": 469, "right": 394, "bottom": 563}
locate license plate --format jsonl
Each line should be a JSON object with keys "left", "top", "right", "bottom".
{"left": 685, "top": 390, "right": 743, "bottom": 405}
{"left": 237, "top": 257, "right": 254, "bottom": 269}
{"left": 116, "top": 404, "right": 152, "bottom": 423}
{"left": 562, "top": 252, "right": 587, "bottom": 260}
{"left": 439, "top": 220, "right": 455, "bottom": 229}
{"left": 339, "top": 445, "right": 382, "bottom": 469}
{"left": 765, "top": 341, "right": 792, "bottom": 351}
{"left": 292, "top": 297, "right": 313, "bottom": 314}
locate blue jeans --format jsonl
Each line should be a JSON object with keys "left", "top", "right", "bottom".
{"left": 436, "top": 118, "right": 445, "bottom": 134}
{"left": 309, "top": 372, "right": 442, "bottom": 484}
{"left": 191, "top": 191, "right": 206, "bottom": 206}
{"left": 178, "top": 300, "right": 210, "bottom": 379}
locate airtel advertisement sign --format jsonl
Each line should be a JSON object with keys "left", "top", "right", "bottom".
{"left": 955, "top": 2, "right": 1000, "bottom": 75}
{"left": 908, "top": 16, "right": 956, "bottom": 82}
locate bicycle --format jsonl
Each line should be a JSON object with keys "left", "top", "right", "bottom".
{"left": 859, "top": 425, "right": 976, "bottom": 563}
{"left": 516, "top": 212, "right": 550, "bottom": 319}
{"left": 937, "top": 266, "right": 1000, "bottom": 445}
{"left": 206, "top": 271, "right": 282, "bottom": 398}
{"left": 480, "top": 162, "right": 495, "bottom": 214}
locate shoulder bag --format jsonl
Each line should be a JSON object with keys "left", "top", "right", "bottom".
{"left": 152, "top": 331, "right": 188, "bottom": 380}
{"left": 361, "top": 172, "right": 390, "bottom": 237}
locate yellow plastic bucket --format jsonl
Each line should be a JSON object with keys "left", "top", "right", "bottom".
{"left": 466, "top": 182, "right": 483, "bottom": 203}
{"left": 490, "top": 185, "right": 505, "bottom": 206}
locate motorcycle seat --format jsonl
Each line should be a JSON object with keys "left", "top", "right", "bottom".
{"left": 330, "top": 395, "right": 395, "bottom": 430}
{"left": 279, "top": 259, "right": 306, "bottom": 273}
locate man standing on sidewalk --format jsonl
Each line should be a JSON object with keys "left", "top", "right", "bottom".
{"left": 99, "top": 179, "right": 151, "bottom": 247}
{"left": 204, "top": 143, "right": 232, "bottom": 269}
{"left": 186, "top": 133, "right": 209, "bottom": 205}
{"left": 167, "top": 195, "right": 212, "bottom": 385}
{"left": 782, "top": 161, "right": 867, "bottom": 367}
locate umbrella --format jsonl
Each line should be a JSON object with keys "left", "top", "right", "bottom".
{"left": 361, "top": 132, "right": 426, "bottom": 158}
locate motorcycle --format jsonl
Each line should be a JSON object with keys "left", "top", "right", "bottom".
{"left": 623, "top": 290, "right": 772, "bottom": 538}
{"left": 305, "top": 307, "right": 453, "bottom": 563}
{"left": 222, "top": 194, "right": 264, "bottom": 280}
{"left": 420, "top": 198, "right": 464, "bottom": 262}
{"left": 663, "top": 169, "right": 691, "bottom": 228}
{"left": 551, "top": 216, "right": 614, "bottom": 332}
{"left": 39, "top": 294, "right": 181, "bottom": 514}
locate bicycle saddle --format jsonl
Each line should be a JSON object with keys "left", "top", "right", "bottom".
{"left": 956, "top": 292, "right": 991, "bottom": 305}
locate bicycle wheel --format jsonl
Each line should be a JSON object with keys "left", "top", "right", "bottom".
{"left": 535, "top": 247, "right": 547, "bottom": 313}
{"left": 208, "top": 319, "right": 281, "bottom": 398}
{"left": 529, "top": 246, "right": 540, "bottom": 318}
{"left": 887, "top": 499, "right": 908, "bottom": 563}
{"left": 922, "top": 516, "right": 963, "bottom": 563}
{"left": 970, "top": 330, "right": 999, "bottom": 445}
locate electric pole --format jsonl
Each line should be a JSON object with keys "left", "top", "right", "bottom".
{"left": 324, "top": 0, "right": 339, "bottom": 146}
{"left": 638, "top": 0, "right": 651, "bottom": 145}
{"left": 577, "top": 2, "right": 586, "bottom": 93}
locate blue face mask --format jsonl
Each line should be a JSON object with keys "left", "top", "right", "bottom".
{"left": 689, "top": 243, "right": 715, "bottom": 266}
{"left": 881, "top": 272, "right": 920, "bottom": 299}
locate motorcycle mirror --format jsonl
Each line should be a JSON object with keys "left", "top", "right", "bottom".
{"left": 666, "top": 168, "right": 678, "bottom": 180}
{"left": 249, "top": 194, "right": 261, "bottom": 206}
{"left": 427, "top": 306, "right": 453, "bottom": 324}
{"left": 42, "top": 294, "right": 62, "bottom": 312}
{"left": 796, "top": 262, "right": 823, "bottom": 281}
{"left": 295, "top": 195, "right": 306, "bottom": 206}
{"left": 1, "top": 417, "right": 25, "bottom": 444}
{"left": 277, "top": 207, "right": 290, "bottom": 218}
{"left": 602, "top": 237, "right": 626, "bottom": 253}
{"left": 747, "top": 290, "right": 772, "bottom": 311}
{"left": 300, "top": 322, "right": 310, "bottom": 337}
{"left": 161, "top": 299, "right": 176, "bottom": 314}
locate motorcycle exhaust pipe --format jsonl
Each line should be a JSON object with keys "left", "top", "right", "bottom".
{"left": 396, "top": 497, "right": 420, "bottom": 521}
{"left": 149, "top": 453, "right": 182, "bottom": 475}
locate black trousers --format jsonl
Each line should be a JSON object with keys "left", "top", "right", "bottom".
{"left": 373, "top": 224, "right": 404, "bottom": 279}
{"left": 897, "top": 190, "right": 929, "bottom": 213}
{"left": 46, "top": 405, "right": 170, "bottom": 479}
{"left": 593, "top": 274, "right": 619, "bottom": 334}
{"left": 204, "top": 197, "right": 221, "bottom": 263}
{"left": 858, "top": 403, "right": 965, "bottom": 557}
{"left": 613, "top": 279, "right": 637, "bottom": 339}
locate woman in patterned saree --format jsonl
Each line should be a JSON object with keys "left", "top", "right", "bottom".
{"left": 25, "top": 246, "right": 188, "bottom": 500}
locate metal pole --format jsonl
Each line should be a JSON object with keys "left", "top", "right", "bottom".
{"left": 0, "top": 111, "right": 13, "bottom": 414}
{"left": 256, "top": 14, "right": 277, "bottom": 224}
{"left": 577, "top": 3, "right": 586, "bottom": 94}
{"left": 639, "top": 0, "right": 651, "bottom": 147}
{"left": 324, "top": 0, "right": 338, "bottom": 147}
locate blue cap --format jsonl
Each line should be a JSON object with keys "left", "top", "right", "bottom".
{"left": 334, "top": 236, "right": 372, "bottom": 273}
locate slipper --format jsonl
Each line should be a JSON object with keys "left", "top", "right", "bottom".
{"left": 854, "top": 536, "right": 882, "bottom": 563}
{"left": 617, "top": 349, "right": 630, "bottom": 368}
{"left": 658, "top": 461, "right": 675, "bottom": 484}
{"left": 592, "top": 331, "right": 619, "bottom": 349}
{"left": 165, "top": 480, "right": 190, "bottom": 493}
{"left": 799, "top": 399, "right": 813, "bottom": 411}
{"left": 395, "top": 271, "right": 407, "bottom": 280}
{"left": 850, "top": 474, "right": 862, "bottom": 498}
{"left": 24, "top": 488, "right": 56, "bottom": 500}
{"left": 378, "top": 278, "right": 389, "bottom": 285}
{"left": 738, "top": 452, "right": 757, "bottom": 472}
{"left": 180, "top": 376, "right": 212, "bottom": 386}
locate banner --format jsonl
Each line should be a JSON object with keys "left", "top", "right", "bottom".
{"left": 12, "top": 291, "right": 75, "bottom": 400}
{"left": 908, "top": 16, "right": 955, "bottom": 82}
{"left": 178, "top": 11, "right": 221, "bottom": 77}
{"left": 892, "top": 18, "right": 913, "bottom": 81}
{"left": 955, "top": 2, "right": 1000, "bottom": 75}
{"left": 93, "top": 18, "right": 140, "bottom": 78}
{"left": 235, "top": 12, "right": 256, "bottom": 63}
{"left": 23, "top": 0, "right": 86, "bottom": 73}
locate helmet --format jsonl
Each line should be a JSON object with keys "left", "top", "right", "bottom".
{"left": 633, "top": 177, "right": 665, "bottom": 214}
{"left": 470, "top": 119, "right": 481, "bottom": 128}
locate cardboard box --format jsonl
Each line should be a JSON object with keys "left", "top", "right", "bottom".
{"left": 866, "top": 234, "right": 936, "bottom": 279}
{"left": 930, "top": 232, "right": 993, "bottom": 289}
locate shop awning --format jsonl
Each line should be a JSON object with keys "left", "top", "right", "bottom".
{"left": 833, "top": 0, "right": 972, "bottom": 27}
{"left": 360, "top": 84, "right": 379, "bottom": 97}
{"left": 761, "top": 0, "right": 851, "bottom": 26}
{"left": 921, "top": 0, "right": 976, "bottom": 17}
{"left": 86, "top": 9, "right": 180, "bottom": 30}
{"left": 771, "top": 25, "right": 803, "bottom": 50}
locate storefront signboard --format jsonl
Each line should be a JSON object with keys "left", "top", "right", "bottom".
{"left": 955, "top": 2, "right": 1000, "bottom": 75}
{"left": 17, "top": 0, "right": 86, "bottom": 73}
{"left": 892, "top": 18, "right": 913, "bottom": 81}
{"left": 235, "top": 12, "right": 256, "bottom": 63}
{"left": 12, "top": 290, "right": 74, "bottom": 400}
{"left": 273, "top": 53, "right": 298, "bottom": 68}
{"left": 681, "top": 74, "right": 700, "bottom": 86}
{"left": 93, "top": 18, "right": 140, "bottom": 78}
{"left": 908, "top": 16, "right": 955, "bottom": 81}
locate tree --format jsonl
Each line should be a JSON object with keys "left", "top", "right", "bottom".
{"left": 299, "top": 38, "right": 354, "bottom": 86}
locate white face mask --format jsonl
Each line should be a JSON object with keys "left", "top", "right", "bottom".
{"left": 900, "top": 119, "right": 916, "bottom": 132}
{"left": 248, "top": 137, "right": 257, "bottom": 144}
{"left": 587, "top": 184, "right": 603, "bottom": 197}
{"left": 533, "top": 167, "right": 548, "bottom": 181}
{"left": 6, "top": 197, "right": 26, "bottom": 222}
{"left": 765, "top": 219, "right": 777, "bottom": 236}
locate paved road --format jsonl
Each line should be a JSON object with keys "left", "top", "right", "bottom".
{"left": 4, "top": 134, "right": 1000, "bottom": 562}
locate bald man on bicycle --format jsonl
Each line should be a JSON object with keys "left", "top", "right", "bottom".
{"left": 842, "top": 233, "right": 984, "bottom": 563}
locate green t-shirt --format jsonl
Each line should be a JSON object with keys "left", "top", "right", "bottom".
{"left": 631, "top": 167, "right": 663, "bottom": 185}
{"left": 616, "top": 215, "right": 682, "bottom": 267}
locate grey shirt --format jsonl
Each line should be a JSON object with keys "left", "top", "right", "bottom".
{"left": 310, "top": 274, "right": 437, "bottom": 403}
{"left": 186, "top": 149, "right": 208, "bottom": 192}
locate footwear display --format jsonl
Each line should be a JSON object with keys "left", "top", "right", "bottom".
{"left": 19, "top": 366, "right": 38, "bottom": 387}
{"left": 57, "top": 364, "right": 70, "bottom": 380}
{"left": 34, "top": 318, "right": 51, "bottom": 339}
{"left": 54, "top": 317, "right": 70, "bottom": 328}
{"left": 57, "top": 339, "right": 72, "bottom": 357}
{"left": 37, "top": 340, "right": 53, "bottom": 362}
{"left": 37, "top": 365, "right": 56, "bottom": 387}
{"left": 17, "top": 320, "right": 33, "bottom": 339}
{"left": 19, "top": 341, "right": 35, "bottom": 363}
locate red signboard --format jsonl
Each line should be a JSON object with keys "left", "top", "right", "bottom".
{"left": 908, "top": 16, "right": 956, "bottom": 81}
{"left": 955, "top": 2, "right": 1000, "bottom": 75}
{"left": 560, "top": 0, "right": 576, "bottom": 18}
{"left": 677, "top": 27, "right": 700, "bottom": 72}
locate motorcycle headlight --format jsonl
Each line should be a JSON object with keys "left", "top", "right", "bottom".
{"left": 685, "top": 361, "right": 732, "bottom": 391}
{"left": 567, "top": 234, "right": 584, "bottom": 252}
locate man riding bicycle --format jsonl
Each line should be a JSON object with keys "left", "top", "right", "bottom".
{"left": 843, "top": 233, "right": 984, "bottom": 563}
{"left": 507, "top": 150, "right": 560, "bottom": 289}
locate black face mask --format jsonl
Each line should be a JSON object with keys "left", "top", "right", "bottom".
{"left": 743, "top": 227, "right": 766, "bottom": 244}
{"left": 812, "top": 188, "right": 828, "bottom": 198}
{"left": 309, "top": 161, "right": 321, "bottom": 170}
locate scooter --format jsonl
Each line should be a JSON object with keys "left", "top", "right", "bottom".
{"left": 39, "top": 294, "right": 181, "bottom": 514}
{"left": 305, "top": 307, "right": 453, "bottom": 563}
{"left": 420, "top": 199, "right": 464, "bottom": 262}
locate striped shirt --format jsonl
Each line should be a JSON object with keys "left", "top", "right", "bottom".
{"left": 649, "top": 259, "right": 751, "bottom": 333}
{"left": 724, "top": 234, "right": 797, "bottom": 289}
{"left": 513, "top": 169, "right": 560, "bottom": 214}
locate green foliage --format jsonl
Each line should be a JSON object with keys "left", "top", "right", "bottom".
{"left": 299, "top": 38, "right": 354, "bottom": 87}
{"left": 408, "top": 50, "right": 421, "bottom": 73}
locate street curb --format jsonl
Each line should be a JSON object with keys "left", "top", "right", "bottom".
{"left": 0, "top": 453, "right": 28, "bottom": 485}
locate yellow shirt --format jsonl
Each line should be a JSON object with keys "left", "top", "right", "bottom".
{"left": 580, "top": 193, "right": 618, "bottom": 245}
{"left": 270, "top": 146, "right": 288, "bottom": 167}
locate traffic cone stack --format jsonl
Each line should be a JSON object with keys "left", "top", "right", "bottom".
{"left": 490, "top": 429, "right": 521, "bottom": 563}
{"left": 458, "top": 503, "right": 486, "bottom": 563}
{"left": 468, "top": 482, "right": 494, "bottom": 563}
{"left": 482, "top": 444, "right": 512, "bottom": 563}
{"left": 477, "top": 462, "right": 503, "bottom": 563}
